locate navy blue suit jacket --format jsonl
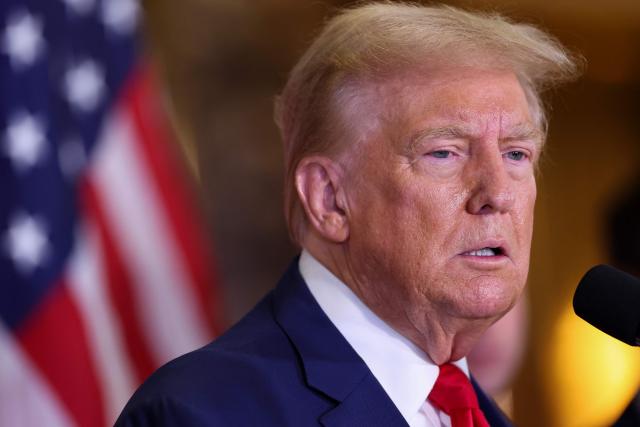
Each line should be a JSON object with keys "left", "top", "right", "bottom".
{"left": 115, "top": 260, "right": 513, "bottom": 426}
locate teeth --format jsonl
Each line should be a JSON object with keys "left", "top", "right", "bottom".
{"left": 467, "top": 248, "right": 496, "bottom": 256}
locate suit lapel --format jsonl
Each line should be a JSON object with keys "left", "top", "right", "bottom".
{"left": 272, "top": 261, "right": 408, "bottom": 427}
{"left": 272, "top": 260, "right": 512, "bottom": 427}
{"left": 318, "top": 374, "right": 410, "bottom": 427}
{"left": 472, "top": 377, "right": 514, "bottom": 427}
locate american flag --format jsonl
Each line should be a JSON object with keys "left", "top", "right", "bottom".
{"left": 0, "top": 0, "right": 220, "bottom": 426}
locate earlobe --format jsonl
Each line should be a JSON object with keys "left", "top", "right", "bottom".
{"left": 295, "top": 157, "right": 349, "bottom": 243}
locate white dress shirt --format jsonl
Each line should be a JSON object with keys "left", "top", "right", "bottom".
{"left": 299, "top": 250, "right": 470, "bottom": 427}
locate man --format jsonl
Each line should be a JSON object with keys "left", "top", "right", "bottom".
{"left": 116, "top": 2, "right": 578, "bottom": 426}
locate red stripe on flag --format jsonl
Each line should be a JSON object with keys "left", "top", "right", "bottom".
{"left": 16, "top": 281, "right": 105, "bottom": 427}
{"left": 122, "top": 66, "right": 222, "bottom": 333}
{"left": 81, "top": 180, "right": 157, "bottom": 384}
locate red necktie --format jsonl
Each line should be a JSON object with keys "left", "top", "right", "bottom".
{"left": 427, "top": 363, "right": 490, "bottom": 427}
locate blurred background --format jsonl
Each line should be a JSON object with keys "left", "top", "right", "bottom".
{"left": 143, "top": 1, "right": 640, "bottom": 426}
{"left": 2, "top": 0, "right": 639, "bottom": 426}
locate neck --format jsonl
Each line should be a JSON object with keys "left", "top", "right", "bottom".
{"left": 302, "top": 237, "right": 492, "bottom": 365}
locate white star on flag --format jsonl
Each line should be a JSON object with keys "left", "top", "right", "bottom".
{"left": 1, "top": 10, "right": 45, "bottom": 69}
{"left": 64, "top": 59, "right": 106, "bottom": 113}
{"left": 102, "top": 0, "right": 139, "bottom": 36}
{"left": 4, "top": 213, "right": 50, "bottom": 275}
{"left": 4, "top": 112, "right": 48, "bottom": 172}
{"left": 61, "top": 0, "right": 96, "bottom": 16}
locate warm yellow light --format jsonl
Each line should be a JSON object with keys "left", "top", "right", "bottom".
{"left": 545, "top": 302, "right": 640, "bottom": 427}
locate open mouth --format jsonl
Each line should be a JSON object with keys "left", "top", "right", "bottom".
{"left": 463, "top": 247, "right": 504, "bottom": 257}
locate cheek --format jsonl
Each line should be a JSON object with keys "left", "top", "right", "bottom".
{"left": 511, "top": 181, "right": 537, "bottom": 272}
{"left": 518, "top": 182, "right": 537, "bottom": 233}
{"left": 387, "top": 187, "right": 466, "bottom": 286}
{"left": 411, "top": 184, "right": 468, "bottom": 243}
{"left": 403, "top": 175, "right": 466, "bottom": 213}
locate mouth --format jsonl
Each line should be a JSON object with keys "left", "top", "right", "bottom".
{"left": 457, "top": 237, "right": 513, "bottom": 271}
{"left": 462, "top": 247, "right": 505, "bottom": 257}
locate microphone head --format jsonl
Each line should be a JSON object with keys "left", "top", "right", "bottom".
{"left": 573, "top": 265, "right": 640, "bottom": 346}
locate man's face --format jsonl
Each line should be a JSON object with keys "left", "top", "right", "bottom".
{"left": 340, "top": 67, "right": 539, "bottom": 349}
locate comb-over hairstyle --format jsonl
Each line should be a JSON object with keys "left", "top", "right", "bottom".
{"left": 275, "top": 1, "right": 580, "bottom": 245}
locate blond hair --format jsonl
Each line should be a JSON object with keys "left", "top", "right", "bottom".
{"left": 275, "top": 1, "right": 580, "bottom": 245}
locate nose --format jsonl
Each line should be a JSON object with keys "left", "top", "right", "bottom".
{"left": 465, "top": 151, "right": 515, "bottom": 215}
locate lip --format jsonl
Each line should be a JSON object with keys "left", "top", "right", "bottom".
{"left": 457, "top": 249, "right": 510, "bottom": 270}
{"left": 458, "top": 239, "right": 510, "bottom": 259}
{"left": 458, "top": 254, "right": 509, "bottom": 268}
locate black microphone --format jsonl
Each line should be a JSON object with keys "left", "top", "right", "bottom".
{"left": 573, "top": 265, "right": 640, "bottom": 346}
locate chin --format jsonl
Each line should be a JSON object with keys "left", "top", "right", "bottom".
{"left": 466, "top": 298, "right": 514, "bottom": 320}
{"left": 451, "top": 277, "right": 521, "bottom": 320}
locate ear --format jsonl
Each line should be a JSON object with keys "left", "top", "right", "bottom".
{"left": 294, "top": 156, "right": 349, "bottom": 243}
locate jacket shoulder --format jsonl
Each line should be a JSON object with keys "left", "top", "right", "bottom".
{"left": 116, "top": 293, "right": 329, "bottom": 426}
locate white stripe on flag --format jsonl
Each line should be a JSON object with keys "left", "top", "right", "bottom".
{"left": 0, "top": 322, "right": 75, "bottom": 427}
{"left": 66, "top": 219, "right": 137, "bottom": 425}
{"left": 90, "top": 106, "right": 210, "bottom": 364}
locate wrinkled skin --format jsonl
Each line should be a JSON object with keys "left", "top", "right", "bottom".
{"left": 303, "top": 66, "right": 540, "bottom": 364}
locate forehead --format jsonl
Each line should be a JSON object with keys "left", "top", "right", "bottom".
{"left": 347, "top": 67, "right": 537, "bottom": 146}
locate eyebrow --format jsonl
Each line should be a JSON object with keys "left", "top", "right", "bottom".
{"left": 407, "top": 123, "right": 544, "bottom": 154}
{"left": 501, "top": 123, "right": 544, "bottom": 145}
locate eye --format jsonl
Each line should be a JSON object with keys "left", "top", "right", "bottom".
{"left": 429, "top": 150, "right": 452, "bottom": 159}
{"left": 505, "top": 150, "right": 527, "bottom": 161}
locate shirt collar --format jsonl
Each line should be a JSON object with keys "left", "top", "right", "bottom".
{"left": 299, "top": 250, "right": 469, "bottom": 424}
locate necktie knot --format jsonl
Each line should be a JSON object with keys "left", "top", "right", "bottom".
{"left": 428, "top": 363, "right": 490, "bottom": 427}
